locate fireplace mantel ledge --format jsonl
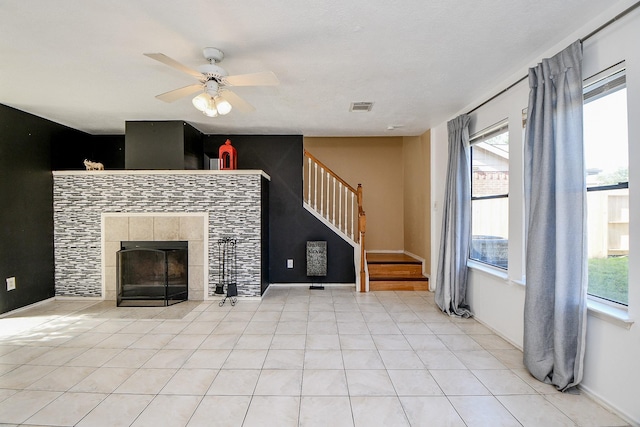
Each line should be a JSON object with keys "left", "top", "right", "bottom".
{"left": 53, "top": 169, "right": 271, "bottom": 180}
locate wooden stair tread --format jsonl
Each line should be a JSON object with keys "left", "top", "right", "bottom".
{"left": 369, "top": 276, "right": 429, "bottom": 281}
{"left": 366, "top": 253, "right": 428, "bottom": 291}
{"left": 366, "top": 253, "right": 421, "bottom": 264}
{"left": 368, "top": 263, "right": 422, "bottom": 275}
{"left": 369, "top": 280, "right": 430, "bottom": 291}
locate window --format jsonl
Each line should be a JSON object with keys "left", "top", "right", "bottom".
{"left": 470, "top": 121, "right": 509, "bottom": 269}
{"left": 584, "top": 63, "right": 629, "bottom": 305}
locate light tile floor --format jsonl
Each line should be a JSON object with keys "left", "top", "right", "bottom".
{"left": 0, "top": 286, "right": 630, "bottom": 427}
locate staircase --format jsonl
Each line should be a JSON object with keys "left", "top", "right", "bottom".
{"left": 367, "top": 253, "right": 429, "bottom": 291}
{"left": 303, "top": 150, "right": 368, "bottom": 291}
{"left": 304, "top": 150, "right": 430, "bottom": 293}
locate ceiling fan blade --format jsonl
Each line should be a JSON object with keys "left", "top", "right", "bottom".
{"left": 144, "top": 53, "right": 203, "bottom": 79}
{"left": 155, "top": 84, "right": 202, "bottom": 103}
{"left": 218, "top": 89, "right": 255, "bottom": 112}
{"left": 224, "top": 71, "right": 279, "bottom": 86}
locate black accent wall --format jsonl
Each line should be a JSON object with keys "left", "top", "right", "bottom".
{"left": 92, "top": 135, "right": 125, "bottom": 170}
{"left": 1, "top": 108, "right": 354, "bottom": 315}
{"left": 0, "top": 104, "right": 82, "bottom": 314}
{"left": 204, "top": 135, "right": 355, "bottom": 284}
{"left": 52, "top": 133, "right": 125, "bottom": 170}
{"left": 125, "top": 121, "right": 204, "bottom": 170}
{"left": 184, "top": 122, "right": 205, "bottom": 170}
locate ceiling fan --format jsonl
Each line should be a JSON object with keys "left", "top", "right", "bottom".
{"left": 144, "top": 47, "right": 279, "bottom": 117}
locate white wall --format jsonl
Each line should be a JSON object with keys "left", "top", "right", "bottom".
{"left": 430, "top": 1, "right": 640, "bottom": 424}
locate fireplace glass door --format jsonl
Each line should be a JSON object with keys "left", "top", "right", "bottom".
{"left": 117, "top": 241, "right": 188, "bottom": 307}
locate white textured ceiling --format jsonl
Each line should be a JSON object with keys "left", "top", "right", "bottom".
{"left": 0, "top": 0, "right": 623, "bottom": 136}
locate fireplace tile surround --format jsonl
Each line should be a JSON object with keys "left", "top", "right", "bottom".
{"left": 53, "top": 170, "right": 269, "bottom": 300}
{"left": 103, "top": 213, "right": 206, "bottom": 301}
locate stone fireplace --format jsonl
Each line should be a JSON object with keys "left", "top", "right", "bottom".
{"left": 53, "top": 170, "right": 269, "bottom": 300}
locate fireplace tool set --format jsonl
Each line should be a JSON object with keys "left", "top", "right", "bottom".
{"left": 216, "top": 237, "right": 238, "bottom": 306}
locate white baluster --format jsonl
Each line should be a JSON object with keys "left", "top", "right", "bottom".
{"left": 305, "top": 154, "right": 363, "bottom": 243}
{"left": 344, "top": 187, "right": 348, "bottom": 234}
{"left": 320, "top": 168, "right": 324, "bottom": 216}
{"left": 326, "top": 170, "right": 330, "bottom": 220}
{"left": 350, "top": 191, "right": 355, "bottom": 239}
{"left": 314, "top": 162, "right": 318, "bottom": 209}
{"left": 307, "top": 157, "right": 311, "bottom": 204}
{"left": 332, "top": 178, "right": 336, "bottom": 224}
{"left": 338, "top": 182, "right": 343, "bottom": 230}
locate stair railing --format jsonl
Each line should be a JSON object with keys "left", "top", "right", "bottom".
{"left": 304, "top": 150, "right": 367, "bottom": 291}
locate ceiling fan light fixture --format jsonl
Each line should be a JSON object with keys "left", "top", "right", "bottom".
{"left": 203, "top": 95, "right": 219, "bottom": 117}
{"left": 146, "top": 48, "right": 269, "bottom": 114}
{"left": 214, "top": 96, "right": 232, "bottom": 115}
{"left": 203, "top": 104, "right": 219, "bottom": 117}
{"left": 193, "top": 91, "right": 231, "bottom": 117}
{"left": 192, "top": 93, "right": 210, "bottom": 112}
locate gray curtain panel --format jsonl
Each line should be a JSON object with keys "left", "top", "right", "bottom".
{"left": 523, "top": 40, "right": 587, "bottom": 391}
{"left": 435, "top": 114, "right": 472, "bottom": 318}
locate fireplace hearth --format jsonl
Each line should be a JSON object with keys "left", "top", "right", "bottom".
{"left": 116, "top": 241, "right": 188, "bottom": 307}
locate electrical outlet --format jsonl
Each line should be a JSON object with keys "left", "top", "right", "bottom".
{"left": 6, "top": 277, "right": 16, "bottom": 291}
{"left": 287, "top": 259, "right": 294, "bottom": 269}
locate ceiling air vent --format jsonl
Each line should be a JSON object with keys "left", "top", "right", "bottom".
{"left": 349, "top": 102, "right": 374, "bottom": 112}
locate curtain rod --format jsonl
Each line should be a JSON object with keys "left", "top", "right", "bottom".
{"left": 465, "top": 0, "right": 640, "bottom": 116}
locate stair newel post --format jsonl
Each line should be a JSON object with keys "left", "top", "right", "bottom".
{"left": 356, "top": 184, "right": 363, "bottom": 244}
{"left": 356, "top": 184, "right": 365, "bottom": 291}
{"left": 359, "top": 210, "right": 367, "bottom": 292}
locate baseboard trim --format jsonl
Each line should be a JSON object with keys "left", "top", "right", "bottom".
{"left": 0, "top": 297, "right": 56, "bottom": 318}
{"left": 268, "top": 283, "right": 355, "bottom": 288}
{"left": 578, "top": 384, "right": 639, "bottom": 427}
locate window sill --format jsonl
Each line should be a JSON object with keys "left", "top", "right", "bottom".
{"left": 467, "top": 259, "right": 508, "bottom": 280}
{"left": 467, "top": 260, "right": 525, "bottom": 288}
{"left": 586, "top": 298, "right": 634, "bottom": 329}
{"left": 467, "top": 260, "right": 633, "bottom": 329}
